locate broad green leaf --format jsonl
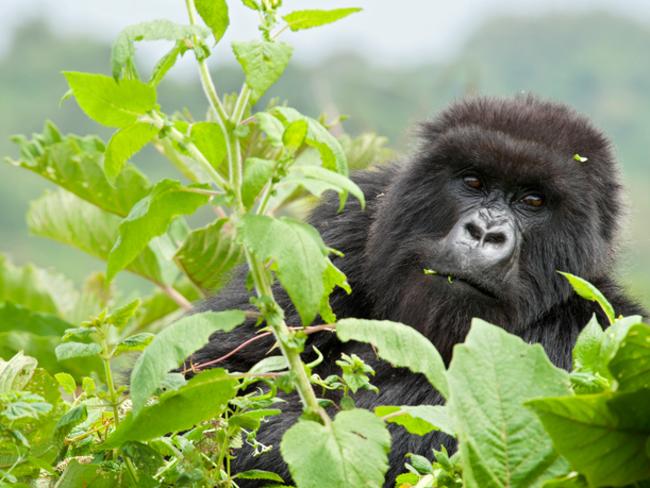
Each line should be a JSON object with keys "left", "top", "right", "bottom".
{"left": 189, "top": 122, "right": 227, "bottom": 169}
{"left": 55, "top": 460, "right": 118, "bottom": 488}
{"left": 527, "top": 390, "right": 650, "bottom": 487}
{"left": 55, "top": 342, "right": 102, "bottom": 361}
{"left": 54, "top": 372, "right": 76, "bottom": 395}
{"left": 237, "top": 215, "right": 341, "bottom": 325}
{"left": 195, "top": 0, "right": 230, "bottom": 42}
{"left": 0, "top": 302, "right": 70, "bottom": 337}
{"left": 374, "top": 405, "right": 454, "bottom": 437}
{"left": 28, "top": 190, "right": 176, "bottom": 285}
{"left": 559, "top": 272, "right": 615, "bottom": 324}
{"left": 8, "top": 121, "right": 152, "bottom": 217}
{"left": 240, "top": 0, "right": 259, "bottom": 10}
{"left": 600, "top": 315, "right": 644, "bottom": 365}
{"left": 54, "top": 404, "right": 88, "bottom": 440}
{"left": 242, "top": 158, "right": 274, "bottom": 208}
{"left": 1, "top": 391, "right": 52, "bottom": 420}
{"left": 104, "top": 121, "right": 158, "bottom": 182}
{"left": 447, "top": 319, "right": 571, "bottom": 488}
{"left": 609, "top": 322, "right": 650, "bottom": 391}
{"left": 282, "top": 119, "right": 308, "bottom": 152}
{"left": 111, "top": 20, "right": 210, "bottom": 79}
{"left": 284, "top": 165, "right": 365, "bottom": 210}
{"left": 107, "top": 299, "right": 141, "bottom": 329}
{"left": 0, "top": 351, "right": 37, "bottom": 392}
{"left": 175, "top": 219, "right": 243, "bottom": 292}
{"left": 63, "top": 72, "right": 157, "bottom": 128}
{"left": 283, "top": 8, "right": 362, "bottom": 31}
{"left": 130, "top": 310, "right": 245, "bottom": 414}
{"left": 274, "top": 107, "right": 348, "bottom": 175}
{"left": 107, "top": 179, "right": 210, "bottom": 281}
{"left": 232, "top": 40, "right": 293, "bottom": 102}
{"left": 336, "top": 318, "right": 448, "bottom": 398}
{"left": 0, "top": 253, "right": 78, "bottom": 317}
{"left": 572, "top": 314, "right": 604, "bottom": 372}
{"left": 281, "top": 409, "right": 390, "bottom": 487}
{"left": 255, "top": 112, "right": 284, "bottom": 147}
{"left": 104, "top": 368, "right": 236, "bottom": 447}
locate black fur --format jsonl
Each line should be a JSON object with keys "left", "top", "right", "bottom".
{"left": 187, "top": 95, "right": 647, "bottom": 486}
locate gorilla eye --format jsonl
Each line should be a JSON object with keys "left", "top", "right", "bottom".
{"left": 521, "top": 193, "right": 545, "bottom": 208}
{"left": 463, "top": 175, "right": 483, "bottom": 190}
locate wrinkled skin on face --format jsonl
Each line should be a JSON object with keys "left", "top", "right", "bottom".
{"left": 187, "top": 95, "right": 647, "bottom": 486}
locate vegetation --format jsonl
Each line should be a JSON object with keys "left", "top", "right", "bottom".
{"left": 0, "top": 2, "right": 649, "bottom": 487}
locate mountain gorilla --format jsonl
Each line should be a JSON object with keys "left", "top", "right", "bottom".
{"left": 187, "top": 95, "right": 647, "bottom": 485}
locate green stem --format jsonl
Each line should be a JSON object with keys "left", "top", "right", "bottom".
{"left": 246, "top": 249, "right": 330, "bottom": 425}
{"left": 102, "top": 355, "right": 120, "bottom": 427}
{"left": 147, "top": 112, "right": 230, "bottom": 190}
{"left": 184, "top": 0, "right": 234, "bottom": 186}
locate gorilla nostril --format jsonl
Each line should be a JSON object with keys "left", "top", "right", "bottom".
{"left": 484, "top": 232, "right": 507, "bottom": 245}
{"left": 465, "top": 222, "right": 483, "bottom": 241}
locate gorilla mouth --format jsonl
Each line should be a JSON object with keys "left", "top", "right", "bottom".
{"left": 430, "top": 272, "right": 498, "bottom": 299}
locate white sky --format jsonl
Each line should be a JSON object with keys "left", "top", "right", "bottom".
{"left": 1, "top": 0, "right": 650, "bottom": 67}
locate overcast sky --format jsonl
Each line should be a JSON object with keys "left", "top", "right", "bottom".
{"left": 2, "top": 0, "right": 650, "bottom": 67}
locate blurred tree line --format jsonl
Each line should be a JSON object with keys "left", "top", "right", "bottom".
{"left": 1, "top": 12, "right": 648, "bottom": 305}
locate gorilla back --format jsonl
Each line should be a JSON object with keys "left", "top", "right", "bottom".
{"left": 188, "top": 95, "right": 647, "bottom": 486}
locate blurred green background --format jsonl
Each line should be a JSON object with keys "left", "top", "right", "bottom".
{"left": 0, "top": 9, "right": 648, "bottom": 307}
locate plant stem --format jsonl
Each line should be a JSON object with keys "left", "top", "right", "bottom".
{"left": 102, "top": 354, "right": 121, "bottom": 427}
{"left": 184, "top": 0, "right": 234, "bottom": 186}
{"left": 245, "top": 249, "right": 330, "bottom": 425}
{"left": 161, "top": 285, "right": 193, "bottom": 311}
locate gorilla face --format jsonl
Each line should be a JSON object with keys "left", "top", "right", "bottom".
{"left": 364, "top": 96, "right": 622, "bottom": 355}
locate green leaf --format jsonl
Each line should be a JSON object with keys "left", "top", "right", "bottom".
{"left": 283, "top": 8, "right": 362, "bottom": 31}
{"left": 55, "top": 342, "right": 102, "bottom": 361}
{"left": 558, "top": 272, "right": 615, "bottom": 324}
{"left": 111, "top": 20, "right": 210, "bottom": 79}
{"left": 8, "top": 122, "right": 152, "bottom": 217}
{"left": 107, "top": 299, "right": 141, "bottom": 329}
{"left": 104, "top": 368, "right": 236, "bottom": 447}
{"left": 28, "top": 190, "right": 177, "bottom": 285}
{"left": 149, "top": 42, "right": 188, "bottom": 86}
{"left": 0, "top": 351, "right": 37, "bottom": 392}
{"left": 232, "top": 40, "right": 293, "bottom": 102}
{"left": 282, "top": 119, "right": 308, "bottom": 152}
{"left": 255, "top": 112, "right": 284, "bottom": 147}
{"left": 189, "top": 122, "right": 227, "bottom": 170}
{"left": 0, "top": 252, "right": 79, "bottom": 316}
{"left": 236, "top": 470, "right": 284, "bottom": 482}
{"left": 107, "top": 179, "right": 210, "bottom": 281}
{"left": 281, "top": 409, "right": 390, "bottom": 488}
{"left": 242, "top": 158, "right": 275, "bottom": 208}
{"left": 54, "top": 404, "right": 88, "bottom": 440}
{"left": 527, "top": 390, "right": 650, "bottom": 487}
{"left": 1, "top": 391, "right": 52, "bottom": 420}
{"left": 572, "top": 314, "right": 604, "bottom": 372}
{"left": 284, "top": 165, "right": 365, "bottom": 210}
{"left": 63, "top": 72, "right": 157, "bottom": 128}
{"left": 447, "top": 319, "right": 572, "bottom": 487}
{"left": 115, "top": 333, "right": 154, "bottom": 354}
{"left": 336, "top": 318, "right": 448, "bottom": 398}
{"left": 238, "top": 215, "right": 340, "bottom": 325}
{"left": 609, "top": 322, "right": 650, "bottom": 391}
{"left": 104, "top": 121, "right": 158, "bottom": 182}
{"left": 55, "top": 460, "right": 119, "bottom": 488}
{"left": 129, "top": 310, "right": 245, "bottom": 414}
{"left": 54, "top": 372, "right": 76, "bottom": 395}
{"left": 274, "top": 107, "right": 348, "bottom": 175}
{"left": 195, "top": 0, "right": 230, "bottom": 42}
{"left": 175, "top": 219, "right": 243, "bottom": 292}
{"left": 0, "top": 302, "right": 70, "bottom": 337}
{"left": 374, "top": 405, "right": 455, "bottom": 437}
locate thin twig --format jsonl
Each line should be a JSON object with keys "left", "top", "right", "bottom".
{"left": 161, "top": 285, "right": 193, "bottom": 311}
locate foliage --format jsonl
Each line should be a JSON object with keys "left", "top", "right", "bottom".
{"left": 0, "top": 2, "right": 649, "bottom": 487}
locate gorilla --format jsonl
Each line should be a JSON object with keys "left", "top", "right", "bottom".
{"left": 187, "top": 95, "right": 647, "bottom": 485}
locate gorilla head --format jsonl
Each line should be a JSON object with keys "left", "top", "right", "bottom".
{"left": 364, "top": 96, "right": 623, "bottom": 356}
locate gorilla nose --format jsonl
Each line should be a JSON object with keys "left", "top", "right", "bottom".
{"left": 458, "top": 215, "right": 515, "bottom": 266}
